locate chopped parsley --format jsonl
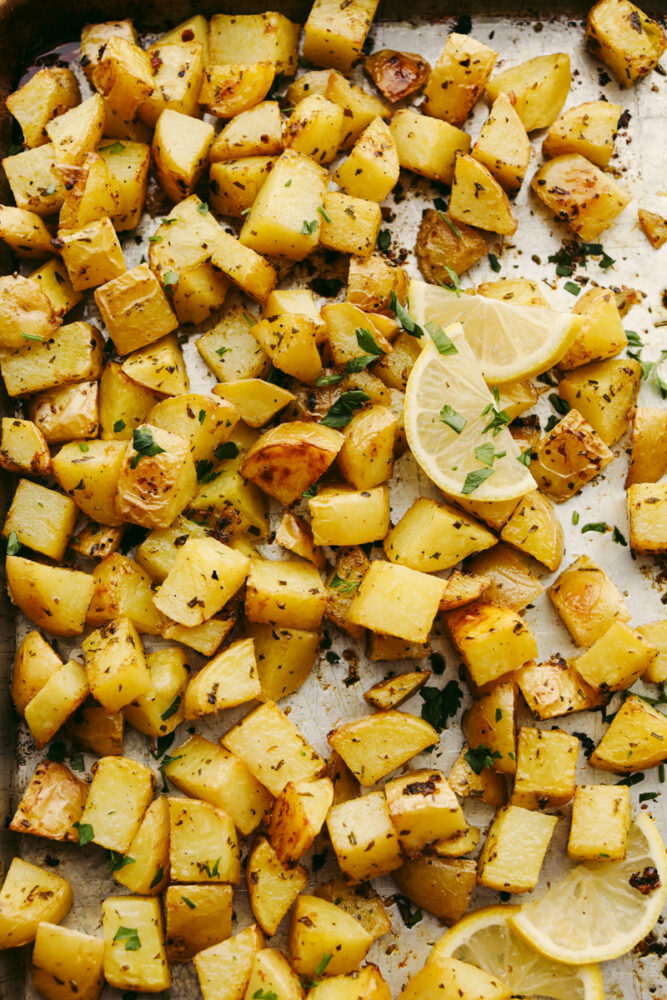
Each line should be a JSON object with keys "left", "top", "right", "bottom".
{"left": 320, "top": 390, "right": 369, "bottom": 428}
{"left": 440, "top": 404, "right": 466, "bottom": 434}
{"left": 130, "top": 427, "right": 165, "bottom": 468}
{"left": 420, "top": 681, "right": 463, "bottom": 732}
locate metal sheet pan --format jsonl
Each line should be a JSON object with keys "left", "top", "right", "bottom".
{"left": 1, "top": 2, "right": 667, "bottom": 997}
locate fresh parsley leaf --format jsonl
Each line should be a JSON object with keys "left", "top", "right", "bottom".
{"left": 475, "top": 442, "right": 505, "bottom": 466}
{"left": 316, "top": 373, "right": 344, "bottom": 386}
{"left": 301, "top": 219, "right": 317, "bottom": 235}
{"left": 161, "top": 696, "right": 181, "bottom": 721}
{"left": 204, "top": 856, "right": 222, "bottom": 879}
{"left": 302, "top": 483, "right": 318, "bottom": 499}
{"left": 464, "top": 744, "right": 502, "bottom": 775}
{"left": 488, "top": 252, "right": 501, "bottom": 273}
{"left": 420, "top": 681, "right": 463, "bottom": 732}
{"left": 549, "top": 393, "right": 570, "bottom": 415}
{"left": 181, "top": 896, "right": 196, "bottom": 909}
{"left": 214, "top": 442, "right": 239, "bottom": 462}
{"left": 612, "top": 526, "right": 628, "bottom": 546}
{"left": 625, "top": 330, "right": 643, "bottom": 347}
{"left": 572, "top": 511, "right": 580, "bottom": 525}
{"left": 328, "top": 572, "right": 360, "bottom": 594}
{"left": 317, "top": 205, "right": 332, "bottom": 223}
{"left": 113, "top": 419, "right": 126, "bottom": 432}
{"left": 162, "top": 270, "right": 179, "bottom": 291}
{"left": 389, "top": 292, "right": 423, "bottom": 338}
{"left": 153, "top": 732, "right": 175, "bottom": 759}
{"left": 517, "top": 447, "right": 533, "bottom": 467}
{"left": 581, "top": 521, "right": 608, "bottom": 534}
{"left": 637, "top": 350, "right": 667, "bottom": 398}
{"left": 495, "top": 707, "right": 503, "bottom": 722}
{"left": 426, "top": 321, "right": 457, "bottom": 356}
{"left": 544, "top": 414, "right": 560, "bottom": 433}
{"left": 196, "top": 459, "right": 215, "bottom": 483}
{"left": 74, "top": 821, "right": 95, "bottom": 846}
{"left": 161, "top": 217, "right": 178, "bottom": 226}
{"left": 356, "top": 327, "right": 382, "bottom": 356}
{"left": 108, "top": 851, "right": 135, "bottom": 873}
{"left": 391, "top": 894, "right": 423, "bottom": 929}
{"left": 78, "top": 442, "right": 89, "bottom": 452}
{"left": 434, "top": 202, "right": 462, "bottom": 239}
{"left": 99, "top": 141, "right": 125, "bottom": 154}
{"left": 113, "top": 926, "right": 141, "bottom": 951}
{"left": 148, "top": 234, "right": 163, "bottom": 244}
{"left": 564, "top": 280, "right": 581, "bottom": 296}
{"left": 344, "top": 354, "right": 376, "bottom": 374}
{"left": 462, "top": 468, "right": 494, "bottom": 494}
{"left": 320, "top": 390, "right": 369, "bottom": 428}
{"left": 197, "top": 201, "right": 209, "bottom": 215}
{"left": 378, "top": 229, "right": 391, "bottom": 252}
{"left": 6, "top": 531, "right": 20, "bottom": 556}
{"left": 440, "top": 404, "right": 466, "bottom": 434}
{"left": 215, "top": 345, "right": 230, "bottom": 357}
{"left": 149, "top": 865, "right": 164, "bottom": 889}
{"left": 314, "top": 954, "right": 332, "bottom": 977}
{"left": 439, "top": 267, "right": 461, "bottom": 297}
{"left": 481, "top": 401, "right": 511, "bottom": 437}
{"left": 131, "top": 427, "right": 166, "bottom": 468}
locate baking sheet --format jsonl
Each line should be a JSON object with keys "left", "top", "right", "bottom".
{"left": 3, "top": 8, "right": 667, "bottom": 999}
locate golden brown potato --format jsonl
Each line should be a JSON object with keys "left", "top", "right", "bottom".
{"left": 392, "top": 857, "right": 477, "bottom": 924}
{"left": 472, "top": 92, "right": 531, "bottom": 193}
{"left": 586, "top": 0, "right": 666, "bottom": 86}
{"left": 542, "top": 100, "right": 621, "bottom": 169}
{"left": 500, "top": 490, "right": 564, "bottom": 571}
{"left": 531, "top": 409, "right": 613, "bottom": 502}
{"left": 10, "top": 761, "right": 87, "bottom": 843}
{"left": 464, "top": 679, "right": 517, "bottom": 775}
{"left": 347, "top": 253, "right": 408, "bottom": 313}
{"left": 531, "top": 154, "right": 631, "bottom": 242}
{"left": 449, "top": 153, "right": 517, "bottom": 236}
{"left": 638, "top": 209, "right": 667, "bottom": 249}
{"left": 557, "top": 285, "right": 627, "bottom": 370}
{"left": 199, "top": 63, "right": 275, "bottom": 118}
{"left": 517, "top": 656, "right": 606, "bottom": 720}
{"left": 0, "top": 274, "right": 59, "bottom": 350}
{"left": 415, "top": 209, "right": 487, "bottom": 286}
{"left": 486, "top": 53, "right": 571, "bottom": 132}
{"left": 467, "top": 544, "right": 544, "bottom": 612}
{"left": 626, "top": 407, "right": 667, "bottom": 486}
{"left": 241, "top": 421, "right": 343, "bottom": 505}
{"left": 364, "top": 49, "right": 431, "bottom": 103}
{"left": 558, "top": 359, "right": 641, "bottom": 446}
{"left": 423, "top": 33, "right": 497, "bottom": 126}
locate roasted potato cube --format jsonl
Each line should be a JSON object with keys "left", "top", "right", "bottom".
{"left": 449, "top": 152, "right": 517, "bottom": 235}
{"left": 139, "top": 41, "right": 205, "bottom": 127}
{"left": 393, "top": 856, "right": 477, "bottom": 924}
{"left": 0, "top": 858, "right": 72, "bottom": 949}
{"left": 3, "top": 478, "right": 77, "bottom": 562}
{"left": 184, "top": 637, "right": 260, "bottom": 718}
{"left": 168, "top": 797, "right": 239, "bottom": 884}
{"left": 92, "top": 34, "right": 154, "bottom": 122}
{"left": 531, "top": 409, "right": 613, "bottom": 502}
{"left": 364, "top": 672, "right": 430, "bottom": 710}
{"left": 558, "top": 358, "right": 641, "bottom": 446}
{"left": 57, "top": 152, "right": 121, "bottom": 231}
{"left": 274, "top": 511, "right": 323, "bottom": 566}
{"left": 240, "top": 149, "right": 328, "bottom": 260}
{"left": 52, "top": 439, "right": 124, "bottom": 526}
{"left": 166, "top": 884, "right": 233, "bottom": 964}
{"left": 247, "top": 837, "right": 308, "bottom": 937}
{"left": 548, "top": 554, "right": 630, "bottom": 647}
{"left": 0, "top": 205, "right": 56, "bottom": 258}
{"left": 478, "top": 805, "right": 558, "bottom": 892}
{"left": 326, "top": 71, "right": 388, "bottom": 150}
{"left": 434, "top": 825, "right": 481, "bottom": 858}
{"left": 315, "top": 880, "right": 390, "bottom": 942}
{"left": 347, "top": 252, "right": 408, "bottom": 313}
{"left": 324, "top": 546, "right": 369, "bottom": 640}
{"left": 467, "top": 543, "right": 543, "bottom": 612}
{"left": 156, "top": 14, "right": 209, "bottom": 56}
{"left": 66, "top": 703, "right": 124, "bottom": 758}
{"left": 29, "top": 381, "right": 99, "bottom": 445}
{"left": 153, "top": 108, "right": 214, "bottom": 202}
{"left": 348, "top": 560, "right": 445, "bottom": 643}
{"left": 416, "top": 209, "right": 487, "bottom": 287}
{"left": 135, "top": 516, "right": 216, "bottom": 583}
{"left": 83, "top": 617, "right": 151, "bottom": 712}
{"left": 113, "top": 796, "right": 169, "bottom": 895}
{"left": 318, "top": 191, "right": 382, "bottom": 257}
{"left": 2, "top": 143, "right": 65, "bottom": 216}
{"left": 59, "top": 217, "right": 126, "bottom": 291}
{"left": 210, "top": 12, "right": 299, "bottom": 74}
{"left": 99, "top": 139, "right": 151, "bottom": 231}
{"left": 638, "top": 208, "right": 667, "bottom": 249}
{"left": 154, "top": 537, "right": 250, "bottom": 627}
{"left": 424, "top": 32, "right": 497, "bottom": 125}
{"left": 211, "top": 101, "right": 283, "bottom": 162}
{"left": 322, "top": 301, "right": 392, "bottom": 366}
{"left": 464, "top": 679, "right": 517, "bottom": 776}
{"left": 11, "top": 760, "right": 86, "bottom": 843}
{"left": 268, "top": 777, "right": 333, "bottom": 864}
{"left": 123, "top": 647, "right": 188, "bottom": 737}
{"left": 285, "top": 94, "right": 343, "bottom": 164}
{"left": 251, "top": 313, "right": 322, "bottom": 381}
{"left": 590, "top": 694, "right": 667, "bottom": 773}
{"left": 116, "top": 424, "right": 197, "bottom": 529}
{"left": 287, "top": 69, "right": 334, "bottom": 104}
{"left": 364, "top": 48, "right": 430, "bottom": 102}
{"left": 499, "top": 490, "right": 563, "bottom": 571}
{"left": 244, "top": 558, "right": 328, "bottom": 630}
{"left": 194, "top": 925, "right": 265, "bottom": 1000}
{"left": 446, "top": 602, "right": 537, "bottom": 687}
{"left": 289, "top": 896, "right": 373, "bottom": 977}
{"left": 336, "top": 404, "right": 397, "bottom": 490}
{"left": 366, "top": 633, "right": 430, "bottom": 660}
{"left": 242, "top": 622, "right": 320, "bottom": 700}
{"left": 162, "top": 618, "right": 235, "bottom": 657}
{"left": 486, "top": 53, "right": 571, "bottom": 132}
{"left": 532, "top": 153, "right": 631, "bottom": 241}
{"left": 472, "top": 92, "right": 531, "bottom": 192}
{"left": 328, "top": 709, "right": 437, "bottom": 786}
{"left": 0, "top": 418, "right": 51, "bottom": 477}
{"left": 638, "top": 621, "right": 667, "bottom": 684}
{"left": 390, "top": 109, "right": 470, "bottom": 184}
{"left": 44, "top": 93, "right": 105, "bottom": 166}
{"left": 209, "top": 156, "right": 276, "bottom": 217}
{"left": 517, "top": 656, "right": 606, "bottom": 720}
{"left": 121, "top": 333, "right": 189, "bottom": 396}
{"left": 147, "top": 392, "right": 238, "bottom": 464}
{"left": 6, "top": 66, "right": 80, "bottom": 148}
{"left": 543, "top": 100, "right": 621, "bottom": 168}
{"left": 102, "top": 896, "right": 169, "bottom": 992}
{"left": 80, "top": 19, "right": 137, "bottom": 78}
{"left": 99, "top": 362, "right": 161, "bottom": 441}
{"left": 384, "top": 497, "right": 496, "bottom": 573}
{"left": 440, "top": 568, "right": 491, "bottom": 611}
{"left": 333, "top": 116, "right": 398, "bottom": 202}
{"left": 511, "top": 727, "right": 579, "bottom": 810}
{"left": 199, "top": 63, "right": 275, "bottom": 119}
{"left": 197, "top": 304, "right": 269, "bottom": 381}
{"left": 241, "top": 420, "right": 342, "bottom": 505}
{"left": 557, "top": 285, "right": 627, "bottom": 370}
{"left": 94, "top": 264, "right": 178, "bottom": 355}
{"left": 448, "top": 746, "right": 507, "bottom": 806}
{"left": 586, "top": 0, "right": 666, "bottom": 85}
{"left": 80, "top": 755, "right": 153, "bottom": 852}
{"left": 309, "top": 483, "right": 389, "bottom": 546}
{"left": 575, "top": 622, "right": 656, "bottom": 692}
{"left": 626, "top": 407, "right": 667, "bottom": 487}
{"left": 210, "top": 231, "right": 276, "bottom": 305}
{"left": 247, "top": 949, "right": 307, "bottom": 1000}
{"left": 303, "top": 0, "right": 379, "bottom": 74}
{"left": 11, "top": 631, "right": 62, "bottom": 717}
{"left": 32, "top": 923, "right": 104, "bottom": 1000}
{"left": 6, "top": 557, "right": 94, "bottom": 636}
{"left": 628, "top": 482, "right": 667, "bottom": 554}
{"left": 401, "top": 959, "right": 510, "bottom": 1000}
{"left": 189, "top": 452, "right": 269, "bottom": 539}
{"left": 327, "top": 791, "right": 402, "bottom": 882}
{"left": 0, "top": 273, "right": 59, "bottom": 350}
{"left": 568, "top": 785, "right": 631, "bottom": 862}
{"left": 385, "top": 769, "right": 466, "bottom": 856}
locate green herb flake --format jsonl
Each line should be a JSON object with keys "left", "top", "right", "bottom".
{"left": 392, "top": 894, "right": 423, "bottom": 929}
{"left": 314, "top": 954, "right": 333, "bottom": 977}
{"left": 317, "top": 205, "right": 332, "bottom": 224}
{"left": 434, "top": 199, "right": 462, "bottom": 239}
{"left": 438, "top": 267, "right": 462, "bottom": 297}
{"left": 440, "top": 404, "right": 466, "bottom": 435}
{"left": 488, "top": 253, "right": 501, "bottom": 273}
{"left": 163, "top": 270, "right": 180, "bottom": 291}
{"left": 198, "top": 409, "right": 206, "bottom": 425}
{"left": 284, "top": 179, "right": 292, "bottom": 187}
{"left": 253, "top": 992, "right": 278, "bottom": 1000}
{"left": 640, "top": 792, "right": 659, "bottom": 802}
{"left": 572, "top": 511, "right": 580, "bottom": 525}
{"left": 130, "top": 427, "right": 166, "bottom": 468}
{"left": 389, "top": 291, "right": 423, "bottom": 339}
{"left": 21, "top": 332, "right": 43, "bottom": 342}
{"left": 426, "top": 321, "right": 458, "bottom": 356}
{"left": 149, "top": 865, "right": 165, "bottom": 889}
{"left": 378, "top": 229, "right": 391, "bottom": 252}
{"left": 517, "top": 447, "right": 533, "bottom": 467}
{"left": 197, "top": 201, "right": 209, "bottom": 215}
{"left": 316, "top": 373, "right": 343, "bottom": 386}
{"left": 158, "top": 753, "right": 183, "bottom": 792}
{"left": 100, "top": 141, "right": 125, "bottom": 154}
{"left": 581, "top": 521, "right": 608, "bottom": 535}
{"left": 181, "top": 896, "right": 196, "bottom": 909}
{"left": 108, "top": 850, "right": 135, "bottom": 873}
{"left": 242, "top": 312, "right": 255, "bottom": 327}
{"left": 475, "top": 442, "right": 506, "bottom": 467}
{"left": 74, "top": 821, "right": 95, "bottom": 846}
{"left": 113, "top": 419, "right": 126, "bottom": 433}
{"left": 612, "top": 526, "right": 628, "bottom": 546}
{"left": 464, "top": 744, "right": 502, "bottom": 775}
{"left": 161, "top": 696, "right": 181, "bottom": 721}
{"left": 329, "top": 572, "right": 360, "bottom": 594}
{"left": 462, "top": 468, "right": 494, "bottom": 495}
{"left": 420, "top": 681, "right": 463, "bottom": 732}
{"left": 69, "top": 753, "right": 85, "bottom": 771}
{"left": 113, "top": 926, "right": 141, "bottom": 951}
{"left": 301, "top": 219, "right": 318, "bottom": 235}
{"left": 214, "top": 441, "right": 239, "bottom": 462}
{"left": 356, "top": 327, "right": 382, "bottom": 357}
{"left": 564, "top": 281, "right": 581, "bottom": 296}
{"left": 215, "top": 345, "right": 230, "bottom": 357}
{"left": 148, "top": 235, "right": 163, "bottom": 244}
{"left": 549, "top": 393, "right": 571, "bottom": 416}
{"left": 204, "top": 856, "right": 222, "bottom": 879}
{"left": 495, "top": 707, "right": 503, "bottom": 722}
{"left": 78, "top": 442, "right": 89, "bottom": 453}
{"left": 6, "top": 531, "right": 20, "bottom": 556}
{"left": 320, "top": 390, "right": 369, "bottom": 428}
{"left": 625, "top": 330, "right": 643, "bottom": 347}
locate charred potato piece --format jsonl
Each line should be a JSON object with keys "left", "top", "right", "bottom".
{"left": 364, "top": 49, "right": 431, "bottom": 103}
{"left": 241, "top": 421, "right": 343, "bottom": 505}
{"left": 586, "top": 0, "right": 666, "bottom": 86}
{"left": 531, "top": 154, "right": 631, "bottom": 242}
{"left": 415, "top": 209, "right": 487, "bottom": 286}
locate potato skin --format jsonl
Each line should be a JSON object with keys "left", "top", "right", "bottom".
{"left": 416, "top": 209, "right": 487, "bottom": 286}
{"left": 241, "top": 421, "right": 343, "bottom": 505}
{"left": 364, "top": 49, "right": 431, "bottom": 103}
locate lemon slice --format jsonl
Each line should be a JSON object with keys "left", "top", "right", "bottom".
{"left": 404, "top": 325, "right": 536, "bottom": 502}
{"left": 409, "top": 278, "right": 582, "bottom": 384}
{"left": 431, "top": 905, "right": 604, "bottom": 1000}
{"left": 511, "top": 813, "right": 667, "bottom": 965}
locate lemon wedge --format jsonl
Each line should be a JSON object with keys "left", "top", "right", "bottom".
{"left": 404, "top": 325, "right": 536, "bottom": 502}
{"left": 409, "top": 278, "right": 582, "bottom": 384}
{"left": 431, "top": 905, "right": 604, "bottom": 1000}
{"left": 511, "top": 813, "right": 667, "bottom": 965}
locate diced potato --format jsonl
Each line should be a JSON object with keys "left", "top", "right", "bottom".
{"left": 80, "top": 755, "right": 154, "bottom": 852}
{"left": 586, "top": 0, "right": 666, "bottom": 85}
{"left": 67, "top": 704, "right": 124, "bottom": 757}
{"left": 326, "top": 72, "right": 388, "bottom": 150}
{"left": 639, "top": 208, "right": 667, "bottom": 249}
{"left": 385, "top": 769, "right": 466, "bottom": 856}
{"left": 558, "top": 285, "right": 627, "bottom": 370}
{"left": 52, "top": 439, "right": 125, "bottom": 526}
{"left": 248, "top": 950, "right": 306, "bottom": 1000}
{"left": 416, "top": 208, "right": 488, "bottom": 287}
{"left": 347, "top": 255, "right": 407, "bottom": 316}
{"left": 424, "top": 33, "right": 497, "bottom": 125}
{"left": 168, "top": 797, "right": 239, "bottom": 884}
{"left": 324, "top": 546, "right": 369, "bottom": 640}
{"left": 384, "top": 497, "right": 496, "bottom": 573}
{"left": 139, "top": 42, "right": 205, "bottom": 127}
{"left": 448, "top": 746, "right": 507, "bottom": 806}
{"left": 0, "top": 205, "right": 55, "bottom": 258}
{"left": 99, "top": 139, "right": 151, "bottom": 231}
{"left": 152, "top": 108, "right": 214, "bottom": 202}
{"left": 328, "top": 709, "right": 437, "bottom": 786}
{"left": 92, "top": 35, "right": 155, "bottom": 123}
{"left": 310, "top": 965, "right": 391, "bottom": 1000}
{"left": 532, "top": 153, "right": 631, "bottom": 242}
{"left": 197, "top": 304, "right": 269, "bottom": 382}
{"left": 0, "top": 418, "right": 51, "bottom": 477}
{"left": 162, "top": 617, "right": 235, "bottom": 657}
{"left": 11, "top": 760, "right": 86, "bottom": 843}
{"left": 440, "top": 568, "right": 491, "bottom": 611}
{"left": 628, "top": 482, "right": 667, "bottom": 554}
{"left": 189, "top": 451, "right": 269, "bottom": 539}
{"left": 315, "top": 879, "right": 390, "bottom": 942}
{"left": 574, "top": 622, "right": 656, "bottom": 692}
{"left": 403, "top": 959, "right": 511, "bottom": 1000}
{"left": 94, "top": 264, "right": 178, "bottom": 355}
{"left": 511, "top": 727, "right": 579, "bottom": 810}
{"left": 591, "top": 694, "right": 667, "bottom": 773}
{"left": 434, "top": 826, "right": 481, "bottom": 858}
{"left": 222, "top": 700, "right": 325, "bottom": 797}
{"left": 499, "top": 490, "right": 563, "bottom": 571}
{"left": 449, "top": 152, "right": 517, "bottom": 235}
{"left": 242, "top": 622, "right": 320, "bottom": 700}
{"left": 166, "top": 884, "right": 233, "bottom": 964}
{"left": 334, "top": 406, "right": 397, "bottom": 492}
{"left": 3, "top": 478, "right": 77, "bottom": 562}
{"left": 626, "top": 407, "right": 667, "bottom": 487}
{"left": 348, "top": 560, "right": 445, "bottom": 643}
{"left": 87, "top": 549, "right": 166, "bottom": 635}
{"left": 211, "top": 101, "right": 283, "bottom": 162}
{"left": 274, "top": 511, "right": 323, "bottom": 567}
{"left": 7, "top": 557, "right": 94, "bottom": 636}
{"left": 393, "top": 856, "right": 477, "bottom": 924}
{"left": 72, "top": 523, "right": 126, "bottom": 562}
{"left": 1, "top": 315, "right": 103, "bottom": 397}
{"left": 58, "top": 216, "right": 126, "bottom": 291}
{"left": 116, "top": 424, "right": 197, "bottom": 529}
{"left": 209, "top": 12, "right": 299, "bottom": 75}
{"left": 247, "top": 837, "right": 308, "bottom": 936}
{"left": 156, "top": 14, "right": 209, "bottom": 58}
{"left": 32, "top": 923, "right": 104, "bottom": 1000}
{"left": 446, "top": 602, "right": 537, "bottom": 687}
{"left": 548, "top": 554, "right": 630, "bottom": 647}
{"left": 486, "top": 53, "right": 571, "bottom": 132}
{"left": 333, "top": 117, "right": 398, "bottom": 201}
{"left": 390, "top": 109, "right": 471, "bottom": 184}
{"left": 123, "top": 647, "right": 188, "bottom": 737}
{"left": 102, "top": 896, "right": 169, "bottom": 992}
{"left": 268, "top": 777, "right": 333, "bottom": 863}
{"left": 285, "top": 94, "right": 343, "bottom": 164}
{"left": 154, "top": 537, "right": 250, "bottom": 627}
{"left": 147, "top": 393, "right": 238, "bottom": 464}
{"left": 83, "top": 617, "right": 151, "bottom": 712}
{"left": 322, "top": 301, "right": 391, "bottom": 366}
{"left": 240, "top": 149, "right": 328, "bottom": 260}
{"left": 558, "top": 358, "right": 641, "bottom": 446}
{"left": 11, "top": 631, "right": 62, "bottom": 717}
{"left": 309, "top": 483, "right": 389, "bottom": 546}
{"left": 543, "top": 100, "right": 621, "bottom": 168}
{"left": 209, "top": 157, "right": 276, "bottom": 217}
{"left": 568, "top": 784, "right": 632, "bottom": 863}
{"left": 287, "top": 69, "right": 333, "bottom": 104}
{"left": 7, "top": 66, "right": 80, "bottom": 148}
{"left": 98, "top": 362, "right": 160, "bottom": 441}
{"left": 209, "top": 231, "right": 276, "bottom": 305}
{"left": 245, "top": 558, "right": 327, "bottom": 631}
{"left": 303, "top": 0, "right": 379, "bottom": 74}
{"left": 0, "top": 858, "right": 72, "bottom": 949}
{"left": 80, "top": 19, "right": 137, "bottom": 77}
{"left": 113, "top": 796, "right": 170, "bottom": 895}
{"left": 121, "top": 334, "right": 189, "bottom": 396}
{"left": 2, "top": 143, "right": 65, "bottom": 216}
{"left": 57, "top": 152, "right": 121, "bottom": 231}
{"left": 517, "top": 656, "right": 606, "bottom": 720}
{"left": 467, "top": 544, "right": 543, "bottom": 612}
{"left": 478, "top": 805, "right": 558, "bottom": 892}
{"left": 472, "top": 92, "right": 531, "bottom": 192}
{"left": 194, "top": 925, "right": 265, "bottom": 1000}
{"left": 326, "top": 791, "right": 402, "bottom": 883}
{"left": 366, "top": 633, "right": 430, "bottom": 661}
{"left": 318, "top": 191, "right": 382, "bottom": 258}
{"left": 531, "top": 409, "right": 613, "bottom": 502}
{"left": 638, "top": 621, "right": 667, "bottom": 684}
{"left": 199, "top": 63, "right": 275, "bottom": 119}
{"left": 184, "top": 638, "right": 260, "bottom": 718}
{"left": 241, "top": 421, "right": 342, "bottom": 504}
{"left": 29, "top": 381, "right": 99, "bottom": 445}
{"left": 289, "top": 896, "right": 373, "bottom": 977}
{"left": 0, "top": 273, "right": 59, "bottom": 350}
{"left": 464, "top": 679, "right": 517, "bottom": 775}
{"left": 364, "top": 671, "right": 430, "bottom": 709}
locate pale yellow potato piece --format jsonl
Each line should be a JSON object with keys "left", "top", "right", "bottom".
{"left": 328, "top": 710, "right": 438, "bottom": 786}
